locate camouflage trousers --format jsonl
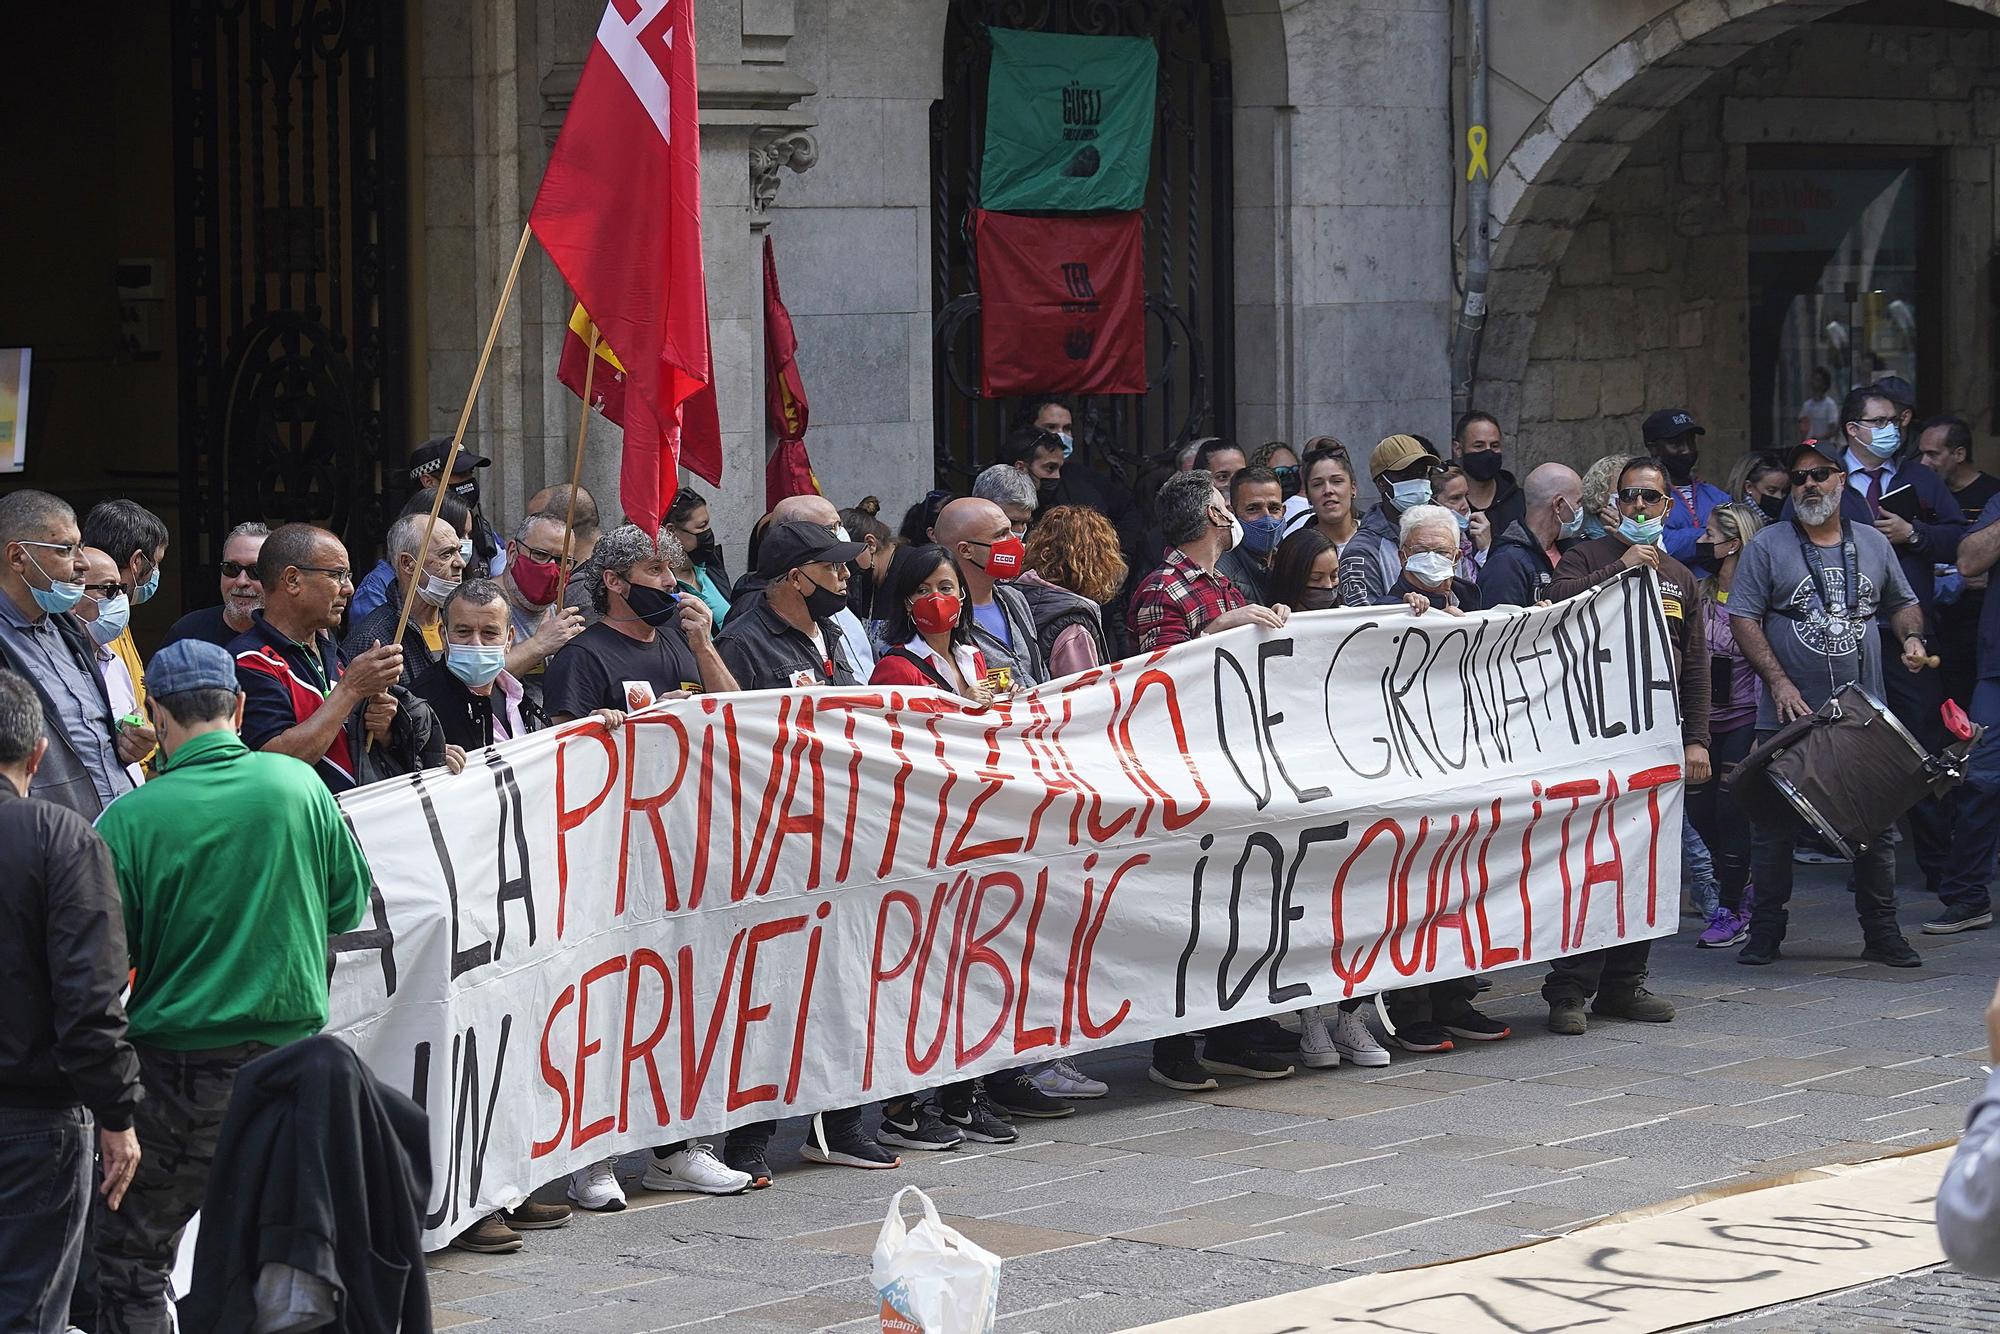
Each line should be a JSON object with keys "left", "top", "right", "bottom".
{"left": 92, "top": 1042, "right": 267, "bottom": 1334}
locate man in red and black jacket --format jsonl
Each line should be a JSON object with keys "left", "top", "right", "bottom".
{"left": 229, "top": 523, "right": 440, "bottom": 793}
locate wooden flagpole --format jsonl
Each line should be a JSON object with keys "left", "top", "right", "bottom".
{"left": 389, "top": 221, "right": 535, "bottom": 655}
{"left": 557, "top": 325, "right": 599, "bottom": 588}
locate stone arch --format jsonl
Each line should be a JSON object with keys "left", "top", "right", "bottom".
{"left": 1474, "top": 0, "right": 2000, "bottom": 432}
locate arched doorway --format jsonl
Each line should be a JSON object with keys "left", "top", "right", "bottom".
{"left": 929, "top": 0, "right": 1232, "bottom": 493}
{"left": 1472, "top": 0, "right": 2000, "bottom": 466}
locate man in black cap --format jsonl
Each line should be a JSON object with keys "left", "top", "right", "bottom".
{"left": 1874, "top": 374, "right": 1917, "bottom": 438}
{"left": 1811, "top": 385, "right": 1965, "bottom": 903}
{"left": 711, "top": 522, "right": 904, "bottom": 1183}
{"left": 1642, "top": 407, "right": 1729, "bottom": 570}
{"left": 1729, "top": 440, "right": 1928, "bottom": 966}
{"left": 409, "top": 437, "right": 503, "bottom": 576}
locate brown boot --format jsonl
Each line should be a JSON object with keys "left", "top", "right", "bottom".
{"left": 503, "top": 1199, "right": 573, "bottom": 1230}
{"left": 450, "top": 1213, "right": 524, "bottom": 1254}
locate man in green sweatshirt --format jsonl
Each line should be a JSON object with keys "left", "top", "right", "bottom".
{"left": 90, "top": 639, "right": 371, "bottom": 1334}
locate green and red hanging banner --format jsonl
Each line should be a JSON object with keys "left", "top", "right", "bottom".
{"left": 979, "top": 28, "right": 1157, "bottom": 213}
{"left": 975, "top": 208, "right": 1146, "bottom": 397}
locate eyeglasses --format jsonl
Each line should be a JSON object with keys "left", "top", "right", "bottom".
{"left": 1790, "top": 466, "right": 1841, "bottom": 486}
{"left": 219, "top": 561, "right": 260, "bottom": 579}
{"left": 1617, "top": 487, "right": 1666, "bottom": 506}
{"left": 294, "top": 565, "right": 354, "bottom": 585}
{"left": 1857, "top": 416, "right": 1899, "bottom": 429}
{"left": 515, "top": 543, "right": 562, "bottom": 565}
{"left": 80, "top": 582, "right": 122, "bottom": 599}
{"left": 16, "top": 540, "right": 80, "bottom": 561}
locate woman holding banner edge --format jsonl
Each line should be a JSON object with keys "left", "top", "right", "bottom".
{"left": 869, "top": 545, "right": 1030, "bottom": 1151}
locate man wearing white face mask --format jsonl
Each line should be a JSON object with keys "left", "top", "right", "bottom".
{"left": 341, "top": 512, "right": 466, "bottom": 686}
{"left": 81, "top": 499, "right": 169, "bottom": 718}
{"left": 74, "top": 548, "right": 155, "bottom": 785}
{"left": 1339, "top": 434, "right": 1444, "bottom": 609}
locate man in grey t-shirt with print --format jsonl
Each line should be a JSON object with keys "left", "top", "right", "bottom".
{"left": 1729, "top": 441, "right": 1929, "bottom": 967}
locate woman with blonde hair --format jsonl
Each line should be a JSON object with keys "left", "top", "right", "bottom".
{"left": 1577, "top": 453, "right": 1627, "bottom": 540}
{"left": 1691, "top": 499, "right": 1767, "bottom": 947}
{"left": 1019, "top": 505, "right": 1126, "bottom": 676}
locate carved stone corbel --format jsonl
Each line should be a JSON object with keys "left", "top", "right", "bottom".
{"left": 749, "top": 129, "right": 819, "bottom": 211}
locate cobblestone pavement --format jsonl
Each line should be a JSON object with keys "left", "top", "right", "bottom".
{"left": 424, "top": 863, "right": 2000, "bottom": 1333}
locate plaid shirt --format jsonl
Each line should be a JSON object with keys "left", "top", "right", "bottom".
{"left": 1126, "top": 548, "right": 1246, "bottom": 651}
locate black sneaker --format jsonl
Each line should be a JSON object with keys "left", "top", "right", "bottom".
{"left": 986, "top": 1071, "right": 1075, "bottom": 1118}
{"left": 799, "top": 1115, "right": 901, "bottom": 1169}
{"left": 722, "top": 1141, "right": 773, "bottom": 1188}
{"left": 943, "top": 1091, "right": 1019, "bottom": 1144}
{"left": 1147, "top": 1052, "right": 1218, "bottom": 1091}
{"left": 1389, "top": 1023, "right": 1455, "bottom": 1054}
{"left": 1861, "top": 935, "right": 1922, "bottom": 968}
{"left": 1439, "top": 1009, "right": 1511, "bottom": 1042}
{"left": 1198, "top": 1044, "right": 1295, "bottom": 1079}
{"left": 877, "top": 1102, "right": 964, "bottom": 1152}
{"left": 1737, "top": 936, "right": 1781, "bottom": 965}
{"left": 1235, "top": 1018, "right": 1302, "bottom": 1052}
{"left": 1923, "top": 904, "right": 1993, "bottom": 935}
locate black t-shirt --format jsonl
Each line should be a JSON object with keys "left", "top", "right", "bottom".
{"left": 159, "top": 605, "right": 241, "bottom": 651}
{"left": 542, "top": 619, "right": 703, "bottom": 718}
{"left": 1954, "top": 473, "right": 2000, "bottom": 526}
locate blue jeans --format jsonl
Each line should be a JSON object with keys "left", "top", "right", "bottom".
{"left": 0, "top": 1104, "right": 93, "bottom": 1334}
{"left": 1683, "top": 819, "right": 1720, "bottom": 918}
{"left": 1941, "top": 678, "right": 2000, "bottom": 914}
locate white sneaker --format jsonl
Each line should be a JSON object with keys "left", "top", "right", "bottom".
{"left": 641, "top": 1143, "right": 752, "bottom": 1195}
{"left": 566, "top": 1158, "right": 627, "bottom": 1212}
{"left": 1028, "top": 1057, "right": 1108, "bottom": 1099}
{"left": 1296, "top": 1006, "right": 1341, "bottom": 1069}
{"left": 1331, "top": 1006, "right": 1392, "bottom": 1067}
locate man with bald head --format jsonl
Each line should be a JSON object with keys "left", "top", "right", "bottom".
{"left": 934, "top": 497, "right": 1046, "bottom": 695}
{"left": 1481, "top": 462, "right": 1587, "bottom": 610}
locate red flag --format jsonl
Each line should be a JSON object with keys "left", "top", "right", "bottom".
{"left": 763, "top": 236, "right": 819, "bottom": 508}
{"left": 974, "top": 210, "right": 1146, "bottom": 397}
{"left": 530, "top": 0, "right": 715, "bottom": 532}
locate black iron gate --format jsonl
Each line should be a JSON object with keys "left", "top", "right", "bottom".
{"left": 171, "top": 0, "right": 408, "bottom": 589}
{"left": 931, "top": 0, "right": 1232, "bottom": 494}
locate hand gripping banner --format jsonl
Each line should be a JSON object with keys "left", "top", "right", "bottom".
{"left": 328, "top": 571, "right": 1686, "bottom": 1248}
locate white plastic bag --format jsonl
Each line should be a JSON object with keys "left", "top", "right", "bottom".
{"left": 871, "top": 1185, "right": 1002, "bottom": 1333}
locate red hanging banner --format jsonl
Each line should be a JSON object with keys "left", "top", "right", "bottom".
{"left": 974, "top": 209, "right": 1145, "bottom": 398}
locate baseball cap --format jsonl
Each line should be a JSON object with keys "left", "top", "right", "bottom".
{"left": 1872, "top": 374, "right": 1916, "bottom": 408}
{"left": 756, "top": 521, "right": 865, "bottom": 579}
{"left": 1369, "top": 434, "right": 1441, "bottom": 478}
{"left": 408, "top": 437, "right": 492, "bottom": 483}
{"left": 1784, "top": 439, "right": 1842, "bottom": 472}
{"left": 1641, "top": 408, "right": 1704, "bottom": 443}
{"left": 148, "top": 640, "right": 239, "bottom": 697}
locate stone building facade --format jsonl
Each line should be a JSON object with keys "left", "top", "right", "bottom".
{"left": 9, "top": 0, "right": 2000, "bottom": 630}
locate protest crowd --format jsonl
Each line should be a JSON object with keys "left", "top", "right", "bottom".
{"left": 12, "top": 375, "right": 2000, "bottom": 1330}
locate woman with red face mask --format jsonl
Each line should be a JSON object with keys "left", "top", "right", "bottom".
{"left": 862, "top": 545, "right": 1022, "bottom": 1152}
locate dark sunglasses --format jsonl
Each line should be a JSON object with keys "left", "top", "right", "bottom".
{"left": 219, "top": 561, "right": 261, "bottom": 579}
{"left": 1790, "top": 466, "right": 1841, "bottom": 486}
{"left": 1617, "top": 487, "right": 1665, "bottom": 506}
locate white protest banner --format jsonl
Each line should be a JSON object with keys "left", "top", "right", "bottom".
{"left": 327, "top": 569, "right": 1686, "bottom": 1248}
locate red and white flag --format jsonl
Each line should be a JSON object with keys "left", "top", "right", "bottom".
{"left": 530, "top": 0, "right": 717, "bottom": 531}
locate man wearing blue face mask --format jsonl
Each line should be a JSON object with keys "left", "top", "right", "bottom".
{"left": 1338, "top": 434, "right": 1444, "bottom": 609}
{"left": 1787, "top": 386, "right": 1965, "bottom": 900}
{"left": 1544, "top": 457, "right": 1710, "bottom": 1033}
{"left": 75, "top": 547, "right": 155, "bottom": 786}
{"left": 82, "top": 500, "right": 169, "bottom": 719}
{"left": 1216, "top": 467, "right": 1285, "bottom": 605}
{"left": 0, "top": 490, "right": 131, "bottom": 817}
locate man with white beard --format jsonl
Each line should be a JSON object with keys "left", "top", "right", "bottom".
{"left": 1728, "top": 440, "right": 1930, "bottom": 967}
